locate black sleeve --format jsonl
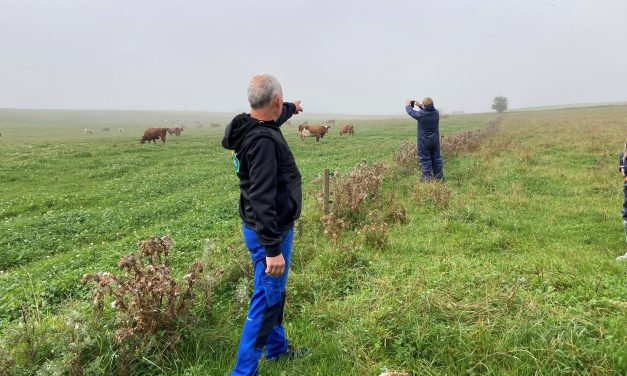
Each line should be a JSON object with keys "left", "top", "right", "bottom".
{"left": 276, "top": 103, "right": 296, "bottom": 126}
{"left": 247, "top": 137, "right": 282, "bottom": 256}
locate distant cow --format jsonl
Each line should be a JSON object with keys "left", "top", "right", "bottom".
{"left": 118, "top": 128, "right": 124, "bottom": 133}
{"left": 339, "top": 124, "right": 354, "bottom": 136}
{"left": 325, "top": 119, "right": 336, "bottom": 125}
{"left": 101, "top": 127, "right": 110, "bottom": 132}
{"left": 141, "top": 128, "right": 168, "bottom": 144}
{"left": 299, "top": 124, "right": 331, "bottom": 142}
{"left": 210, "top": 122, "right": 221, "bottom": 129}
{"left": 167, "top": 127, "right": 183, "bottom": 136}
{"left": 84, "top": 128, "right": 93, "bottom": 135}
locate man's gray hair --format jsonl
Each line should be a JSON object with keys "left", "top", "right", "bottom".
{"left": 247, "top": 74, "right": 282, "bottom": 109}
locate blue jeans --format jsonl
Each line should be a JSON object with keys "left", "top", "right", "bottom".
{"left": 230, "top": 225, "right": 293, "bottom": 376}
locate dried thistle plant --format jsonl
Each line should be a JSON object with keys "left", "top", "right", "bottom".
{"left": 317, "top": 161, "right": 387, "bottom": 241}
{"left": 357, "top": 212, "right": 390, "bottom": 249}
{"left": 393, "top": 140, "right": 419, "bottom": 173}
{"left": 441, "top": 117, "right": 502, "bottom": 154}
{"left": 384, "top": 204, "right": 407, "bottom": 224}
{"left": 80, "top": 235, "right": 205, "bottom": 343}
{"left": 322, "top": 213, "right": 347, "bottom": 244}
{"left": 328, "top": 161, "right": 386, "bottom": 217}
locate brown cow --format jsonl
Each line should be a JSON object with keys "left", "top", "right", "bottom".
{"left": 339, "top": 124, "right": 354, "bottom": 136}
{"left": 167, "top": 127, "right": 183, "bottom": 136}
{"left": 299, "top": 124, "right": 331, "bottom": 142}
{"left": 141, "top": 128, "right": 168, "bottom": 144}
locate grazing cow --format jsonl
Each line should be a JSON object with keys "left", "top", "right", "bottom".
{"left": 118, "top": 128, "right": 124, "bottom": 133}
{"left": 298, "top": 122, "right": 309, "bottom": 132}
{"left": 84, "top": 128, "right": 93, "bottom": 135}
{"left": 140, "top": 128, "right": 168, "bottom": 144}
{"left": 325, "top": 119, "right": 336, "bottom": 125}
{"left": 167, "top": 127, "right": 183, "bottom": 136}
{"left": 101, "top": 127, "right": 110, "bottom": 132}
{"left": 299, "top": 124, "right": 331, "bottom": 142}
{"left": 339, "top": 124, "right": 354, "bottom": 136}
{"left": 210, "top": 122, "right": 221, "bottom": 129}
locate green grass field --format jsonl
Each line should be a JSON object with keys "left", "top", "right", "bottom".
{"left": 0, "top": 107, "right": 625, "bottom": 375}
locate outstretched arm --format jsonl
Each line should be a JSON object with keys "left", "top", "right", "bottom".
{"left": 276, "top": 100, "right": 303, "bottom": 126}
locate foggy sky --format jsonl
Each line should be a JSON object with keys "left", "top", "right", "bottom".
{"left": 1, "top": 0, "right": 626, "bottom": 115}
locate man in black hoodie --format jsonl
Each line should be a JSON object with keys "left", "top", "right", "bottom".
{"left": 222, "top": 74, "right": 303, "bottom": 375}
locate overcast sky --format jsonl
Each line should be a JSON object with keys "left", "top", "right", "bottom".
{"left": 1, "top": 0, "right": 626, "bottom": 115}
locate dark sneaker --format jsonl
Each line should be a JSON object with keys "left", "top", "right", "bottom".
{"left": 284, "top": 345, "right": 311, "bottom": 359}
{"left": 267, "top": 345, "right": 311, "bottom": 361}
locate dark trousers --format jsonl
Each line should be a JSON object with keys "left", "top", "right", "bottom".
{"left": 418, "top": 137, "right": 444, "bottom": 181}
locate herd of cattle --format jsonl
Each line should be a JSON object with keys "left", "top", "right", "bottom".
{"left": 80, "top": 121, "right": 354, "bottom": 144}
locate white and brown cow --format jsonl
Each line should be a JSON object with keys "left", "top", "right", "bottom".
{"left": 298, "top": 124, "right": 331, "bottom": 142}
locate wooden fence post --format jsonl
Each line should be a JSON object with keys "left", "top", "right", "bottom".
{"left": 323, "top": 168, "right": 330, "bottom": 215}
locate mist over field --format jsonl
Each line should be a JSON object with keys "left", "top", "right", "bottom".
{"left": 1, "top": 0, "right": 626, "bottom": 114}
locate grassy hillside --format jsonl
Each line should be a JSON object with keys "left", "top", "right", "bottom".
{"left": 0, "top": 107, "right": 625, "bottom": 375}
{"left": 512, "top": 101, "right": 627, "bottom": 112}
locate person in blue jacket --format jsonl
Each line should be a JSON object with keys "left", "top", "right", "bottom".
{"left": 617, "top": 143, "right": 627, "bottom": 261}
{"left": 222, "top": 74, "right": 307, "bottom": 375}
{"left": 404, "top": 97, "right": 444, "bottom": 181}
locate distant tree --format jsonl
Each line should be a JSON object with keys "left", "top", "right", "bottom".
{"left": 491, "top": 96, "right": 508, "bottom": 113}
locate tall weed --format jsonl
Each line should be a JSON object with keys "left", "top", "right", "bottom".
{"left": 319, "top": 161, "right": 386, "bottom": 239}
{"left": 441, "top": 117, "right": 502, "bottom": 154}
{"left": 80, "top": 236, "right": 205, "bottom": 343}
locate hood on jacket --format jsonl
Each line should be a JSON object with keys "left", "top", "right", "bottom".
{"left": 221, "top": 113, "right": 260, "bottom": 151}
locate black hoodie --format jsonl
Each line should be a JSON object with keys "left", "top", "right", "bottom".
{"left": 222, "top": 103, "right": 301, "bottom": 256}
